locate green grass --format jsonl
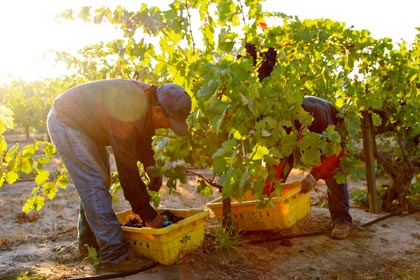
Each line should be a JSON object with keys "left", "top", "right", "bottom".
{"left": 215, "top": 224, "right": 242, "bottom": 251}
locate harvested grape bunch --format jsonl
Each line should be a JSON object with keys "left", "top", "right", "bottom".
{"left": 160, "top": 210, "right": 185, "bottom": 226}
{"left": 122, "top": 210, "right": 185, "bottom": 228}
{"left": 123, "top": 217, "right": 144, "bottom": 228}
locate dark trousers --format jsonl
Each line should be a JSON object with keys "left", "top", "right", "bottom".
{"left": 274, "top": 154, "right": 352, "bottom": 225}
{"left": 325, "top": 176, "right": 352, "bottom": 225}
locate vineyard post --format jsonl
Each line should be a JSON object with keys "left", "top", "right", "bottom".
{"left": 361, "top": 110, "right": 380, "bottom": 213}
{"left": 222, "top": 198, "right": 232, "bottom": 228}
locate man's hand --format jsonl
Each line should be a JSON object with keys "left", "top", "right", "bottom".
{"left": 145, "top": 214, "right": 165, "bottom": 228}
{"left": 146, "top": 166, "right": 162, "bottom": 192}
{"left": 301, "top": 173, "right": 317, "bottom": 193}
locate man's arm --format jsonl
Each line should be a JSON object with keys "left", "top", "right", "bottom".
{"left": 135, "top": 134, "right": 162, "bottom": 192}
{"left": 111, "top": 136, "right": 158, "bottom": 222}
{"left": 301, "top": 152, "right": 344, "bottom": 193}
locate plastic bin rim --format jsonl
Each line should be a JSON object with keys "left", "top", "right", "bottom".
{"left": 206, "top": 183, "right": 302, "bottom": 208}
{"left": 119, "top": 208, "right": 209, "bottom": 234}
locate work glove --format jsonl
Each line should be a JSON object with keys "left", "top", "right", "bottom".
{"left": 301, "top": 173, "right": 317, "bottom": 193}
{"left": 145, "top": 166, "right": 162, "bottom": 192}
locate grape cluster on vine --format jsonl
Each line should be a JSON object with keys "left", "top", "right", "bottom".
{"left": 243, "top": 43, "right": 278, "bottom": 82}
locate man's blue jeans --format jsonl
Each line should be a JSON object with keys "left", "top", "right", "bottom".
{"left": 47, "top": 107, "right": 129, "bottom": 264}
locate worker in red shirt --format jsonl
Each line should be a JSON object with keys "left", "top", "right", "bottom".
{"left": 266, "top": 96, "right": 352, "bottom": 239}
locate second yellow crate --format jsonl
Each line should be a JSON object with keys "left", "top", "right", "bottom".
{"left": 206, "top": 181, "right": 310, "bottom": 231}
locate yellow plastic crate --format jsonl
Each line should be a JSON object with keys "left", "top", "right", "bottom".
{"left": 206, "top": 181, "right": 310, "bottom": 231}
{"left": 116, "top": 208, "right": 209, "bottom": 265}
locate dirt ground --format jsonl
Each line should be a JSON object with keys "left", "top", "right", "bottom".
{"left": 1, "top": 139, "right": 420, "bottom": 280}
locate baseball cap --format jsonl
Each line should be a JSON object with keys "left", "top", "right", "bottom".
{"left": 156, "top": 83, "right": 192, "bottom": 136}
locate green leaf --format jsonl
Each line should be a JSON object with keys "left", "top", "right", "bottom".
{"left": 297, "top": 131, "right": 320, "bottom": 150}
{"left": 5, "top": 171, "right": 18, "bottom": 185}
{"left": 219, "top": 169, "right": 237, "bottom": 196}
{"left": 56, "top": 174, "right": 70, "bottom": 189}
{"left": 213, "top": 157, "right": 227, "bottom": 174}
{"left": 42, "top": 182, "right": 58, "bottom": 200}
{"left": 21, "top": 145, "right": 35, "bottom": 157}
{"left": 197, "top": 179, "right": 214, "bottom": 196}
{"left": 147, "top": 189, "right": 161, "bottom": 208}
{"left": 6, "top": 144, "right": 19, "bottom": 162}
{"left": 218, "top": 40, "right": 235, "bottom": 53}
{"left": 212, "top": 139, "right": 236, "bottom": 159}
{"left": 334, "top": 172, "right": 348, "bottom": 184}
{"left": 231, "top": 129, "right": 243, "bottom": 140}
{"left": 36, "top": 156, "right": 50, "bottom": 165}
{"left": 20, "top": 157, "right": 33, "bottom": 174}
{"left": 301, "top": 146, "right": 321, "bottom": 167}
{"left": 279, "top": 133, "right": 298, "bottom": 157}
{"left": 209, "top": 102, "right": 230, "bottom": 133}
{"left": 22, "top": 195, "right": 45, "bottom": 213}
{"left": 166, "top": 178, "right": 177, "bottom": 190}
{"left": 87, "top": 245, "right": 100, "bottom": 265}
{"left": 35, "top": 170, "right": 50, "bottom": 185}
{"left": 324, "top": 126, "right": 341, "bottom": 143}
{"left": 43, "top": 142, "right": 56, "bottom": 159}
{"left": 251, "top": 144, "right": 268, "bottom": 160}
{"left": 0, "top": 135, "right": 7, "bottom": 153}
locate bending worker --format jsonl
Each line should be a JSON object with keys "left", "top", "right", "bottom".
{"left": 47, "top": 79, "right": 191, "bottom": 272}
{"left": 266, "top": 96, "right": 352, "bottom": 239}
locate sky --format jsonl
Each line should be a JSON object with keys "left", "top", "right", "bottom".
{"left": 0, "top": 0, "right": 419, "bottom": 84}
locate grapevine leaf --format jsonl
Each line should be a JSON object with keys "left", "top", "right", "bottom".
{"left": 0, "top": 135, "right": 7, "bottom": 153}
{"left": 323, "top": 126, "right": 341, "bottom": 144}
{"left": 6, "top": 144, "right": 19, "bottom": 162}
{"left": 212, "top": 139, "right": 236, "bottom": 159}
{"left": 166, "top": 178, "right": 177, "bottom": 190}
{"left": 238, "top": 170, "right": 248, "bottom": 189}
{"left": 212, "top": 103, "right": 230, "bottom": 133}
{"left": 35, "top": 170, "right": 50, "bottom": 185}
{"left": 297, "top": 131, "right": 320, "bottom": 150}
{"left": 20, "top": 157, "right": 33, "bottom": 174}
{"left": 5, "top": 171, "right": 19, "bottom": 185}
{"left": 251, "top": 144, "right": 268, "bottom": 160}
{"left": 197, "top": 179, "right": 214, "bottom": 196}
{"left": 43, "top": 143, "right": 56, "bottom": 159}
{"left": 56, "top": 174, "right": 70, "bottom": 189}
{"left": 42, "top": 182, "right": 58, "bottom": 200}
{"left": 87, "top": 245, "right": 100, "bottom": 265}
{"left": 36, "top": 156, "right": 50, "bottom": 165}
{"left": 301, "top": 147, "right": 321, "bottom": 167}
{"left": 147, "top": 189, "right": 161, "bottom": 208}
{"left": 213, "top": 157, "right": 227, "bottom": 174}
{"left": 21, "top": 145, "right": 35, "bottom": 157}
{"left": 22, "top": 195, "right": 45, "bottom": 213}
{"left": 279, "top": 133, "right": 298, "bottom": 157}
